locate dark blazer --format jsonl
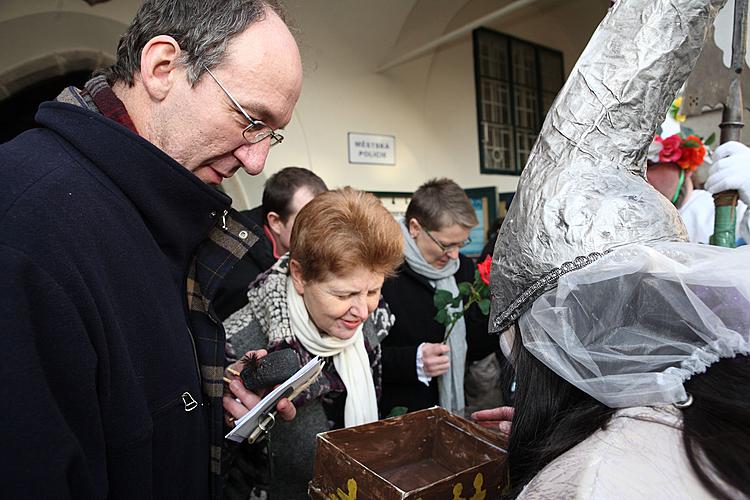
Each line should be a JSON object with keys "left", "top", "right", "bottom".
{"left": 0, "top": 102, "right": 239, "bottom": 499}
{"left": 379, "top": 254, "right": 496, "bottom": 414}
{"left": 214, "top": 206, "right": 276, "bottom": 320}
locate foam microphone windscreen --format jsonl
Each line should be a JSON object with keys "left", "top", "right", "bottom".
{"left": 240, "top": 348, "right": 302, "bottom": 391}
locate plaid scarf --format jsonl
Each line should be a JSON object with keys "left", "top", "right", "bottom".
{"left": 57, "top": 76, "right": 258, "bottom": 499}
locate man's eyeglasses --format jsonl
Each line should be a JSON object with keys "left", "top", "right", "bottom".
{"left": 203, "top": 66, "right": 284, "bottom": 147}
{"left": 423, "top": 227, "right": 471, "bottom": 253}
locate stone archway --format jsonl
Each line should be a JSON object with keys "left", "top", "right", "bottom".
{"left": 0, "top": 50, "right": 114, "bottom": 143}
{"left": 0, "top": 10, "right": 125, "bottom": 140}
{"left": 0, "top": 10, "right": 127, "bottom": 96}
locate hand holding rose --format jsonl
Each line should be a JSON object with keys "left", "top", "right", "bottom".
{"left": 420, "top": 342, "right": 451, "bottom": 377}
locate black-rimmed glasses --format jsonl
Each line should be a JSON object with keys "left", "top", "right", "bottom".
{"left": 203, "top": 66, "right": 284, "bottom": 147}
{"left": 423, "top": 227, "right": 471, "bottom": 253}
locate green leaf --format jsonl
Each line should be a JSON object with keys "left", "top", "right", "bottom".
{"left": 387, "top": 406, "right": 408, "bottom": 418}
{"left": 704, "top": 132, "right": 716, "bottom": 146}
{"left": 683, "top": 139, "right": 701, "bottom": 148}
{"left": 451, "top": 311, "right": 464, "bottom": 321}
{"left": 433, "top": 289, "right": 455, "bottom": 309}
{"left": 450, "top": 296, "right": 462, "bottom": 308}
{"left": 434, "top": 308, "right": 450, "bottom": 326}
{"left": 458, "top": 281, "right": 472, "bottom": 296}
{"left": 681, "top": 127, "right": 696, "bottom": 137}
{"left": 478, "top": 298, "right": 491, "bottom": 316}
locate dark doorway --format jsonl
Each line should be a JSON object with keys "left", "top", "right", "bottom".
{"left": 0, "top": 70, "right": 92, "bottom": 144}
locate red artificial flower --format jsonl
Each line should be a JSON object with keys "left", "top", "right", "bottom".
{"left": 657, "top": 135, "right": 682, "bottom": 163}
{"left": 477, "top": 255, "right": 492, "bottom": 286}
{"left": 677, "top": 135, "right": 706, "bottom": 171}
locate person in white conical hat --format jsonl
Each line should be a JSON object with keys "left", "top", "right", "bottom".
{"left": 474, "top": 0, "right": 750, "bottom": 498}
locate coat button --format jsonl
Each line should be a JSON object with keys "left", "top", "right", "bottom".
{"left": 210, "top": 211, "right": 217, "bottom": 218}
{"left": 239, "top": 230, "right": 249, "bottom": 239}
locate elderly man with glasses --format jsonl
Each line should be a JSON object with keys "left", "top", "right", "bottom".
{"left": 0, "top": 1, "right": 302, "bottom": 498}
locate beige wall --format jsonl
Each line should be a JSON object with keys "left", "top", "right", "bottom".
{"left": 245, "top": 0, "right": 609, "bottom": 208}
{"left": 0, "top": 0, "right": 609, "bottom": 209}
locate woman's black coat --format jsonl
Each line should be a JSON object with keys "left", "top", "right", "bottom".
{"left": 379, "top": 254, "right": 497, "bottom": 414}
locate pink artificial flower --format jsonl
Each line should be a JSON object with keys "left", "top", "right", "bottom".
{"left": 657, "top": 135, "right": 682, "bottom": 163}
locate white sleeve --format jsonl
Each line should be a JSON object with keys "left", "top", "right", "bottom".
{"left": 416, "top": 343, "right": 432, "bottom": 386}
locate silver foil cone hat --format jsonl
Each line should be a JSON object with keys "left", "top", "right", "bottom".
{"left": 489, "top": 0, "right": 727, "bottom": 334}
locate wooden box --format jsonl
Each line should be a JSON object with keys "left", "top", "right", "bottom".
{"left": 309, "top": 407, "right": 507, "bottom": 499}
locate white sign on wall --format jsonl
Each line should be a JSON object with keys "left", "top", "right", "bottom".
{"left": 348, "top": 132, "right": 395, "bottom": 165}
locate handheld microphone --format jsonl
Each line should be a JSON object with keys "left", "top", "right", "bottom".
{"left": 240, "top": 348, "right": 302, "bottom": 391}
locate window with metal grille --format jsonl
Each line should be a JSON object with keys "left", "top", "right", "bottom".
{"left": 473, "top": 28, "right": 564, "bottom": 175}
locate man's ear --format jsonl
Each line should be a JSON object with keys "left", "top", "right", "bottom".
{"left": 139, "top": 35, "right": 182, "bottom": 101}
{"left": 266, "top": 211, "right": 283, "bottom": 235}
{"left": 289, "top": 259, "right": 305, "bottom": 295}
{"left": 408, "top": 218, "right": 420, "bottom": 238}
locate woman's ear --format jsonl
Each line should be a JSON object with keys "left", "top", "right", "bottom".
{"left": 139, "top": 35, "right": 182, "bottom": 101}
{"left": 289, "top": 259, "right": 306, "bottom": 295}
{"left": 408, "top": 218, "right": 420, "bottom": 239}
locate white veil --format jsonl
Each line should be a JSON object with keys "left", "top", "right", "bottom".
{"left": 518, "top": 242, "right": 750, "bottom": 407}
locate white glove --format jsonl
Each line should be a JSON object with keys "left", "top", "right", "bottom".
{"left": 705, "top": 141, "right": 750, "bottom": 206}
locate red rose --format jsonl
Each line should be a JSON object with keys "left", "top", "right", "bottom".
{"left": 477, "top": 255, "right": 492, "bottom": 286}
{"left": 677, "top": 135, "right": 706, "bottom": 171}
{"left": 657, "top": 135, "right": 682, "bottom": 163}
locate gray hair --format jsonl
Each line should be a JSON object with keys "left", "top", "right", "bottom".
{"left": 405, "top": 178, "right": 478, "bottom": 230}
{"left": 96, "top": 0, "right": 286, "bottom": 87}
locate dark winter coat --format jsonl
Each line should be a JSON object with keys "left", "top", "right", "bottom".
{"left": 214, "top": 206, "right": 276, "bottom": 320}
{"left": 379, "top": 255, "right": 496, "bottom": 415}
{"left": 0, "top": 101, "right": 254, "bottom": 499}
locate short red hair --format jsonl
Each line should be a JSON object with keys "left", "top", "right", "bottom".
{"left": 290, "top": 187, "right": 404, "bottom": 282}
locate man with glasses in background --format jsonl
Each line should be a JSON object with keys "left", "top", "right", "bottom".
{"left": 379, "top": 178, "right": 498, "bottom": 417}
{"left": 0, "top": 1, "right": 301, "bottom": 498}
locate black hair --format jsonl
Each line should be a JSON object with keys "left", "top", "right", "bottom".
{"left": 261, "top": 167, "right": 327, "bottom": 222}
{"left": 682, "top": 355, "right": 750, "bottom": 499}
{"left": 504, "top": 342, "right": 615, "bottom": 497}
{"left": 506, "top": 336, "right": 750, "bottom": 499}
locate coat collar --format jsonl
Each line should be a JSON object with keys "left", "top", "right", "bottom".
{"left": 400, "top": 261, "right": 437, "bottom": 290}
{"left": 235, "top": 207, "right": 276, "bottom": 271}
{"left": 35, "top": 101, "right": 231, "bottom": 271}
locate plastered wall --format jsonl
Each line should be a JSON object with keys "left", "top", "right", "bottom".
{"left": 251, "top": 0, "right": 609, "bottom": 209}
{"left": 0, "top": 0, "right": 609, "bottom": 210}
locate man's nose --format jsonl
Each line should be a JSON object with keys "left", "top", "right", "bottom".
{"left": 446, "top": 248, "right": 460, "bottom": 259}
{"left": 233, "top": 139, "right": 271, "bottom": 176}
